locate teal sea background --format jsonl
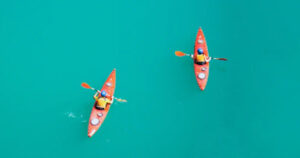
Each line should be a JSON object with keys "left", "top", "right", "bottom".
{"left": 1, "top": 0, "right": 300, "bottom": 158}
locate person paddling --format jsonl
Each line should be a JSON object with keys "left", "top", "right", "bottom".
{"left": 81, "top": 82, "right": 127, "bottom": 109}
{"left": 194, "top": 48, "right": 211, "bottom": 65}
{"left": 93, "top": 90, "right": 113, "bottom": 110}
{"left": 175, "top": 51, "right": 227, "bottom": 62}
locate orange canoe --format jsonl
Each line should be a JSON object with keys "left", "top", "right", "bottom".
{"left": 88, "top": 69, "right": 116, "bottom": 137}
{"left": 194, "top": 28, "right": 209, "bottom": 90}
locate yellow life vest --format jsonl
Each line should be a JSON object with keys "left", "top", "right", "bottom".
{"left": 94, "top": 97, "right": 111, "bottom": 109}
{"left": 196, "top": 54, "right": 205, "bottom": 62}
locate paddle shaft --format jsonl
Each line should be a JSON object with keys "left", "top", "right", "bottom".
{"left": 90, "top": 87, "right": 126, "bottom": 102}
{"left": 186, "top": 54, "right": 226, "bottom": 61}
{"left": 82, "top": 82, "right": 127, "bottom": 102}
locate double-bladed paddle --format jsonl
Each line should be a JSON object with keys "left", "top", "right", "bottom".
{"left": 81, "top": 82, "right": 127, "bottom": 102}
{"left": 175, "top": 51, "right": 227, "bottom": 61}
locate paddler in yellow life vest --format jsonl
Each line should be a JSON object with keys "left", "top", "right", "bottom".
{"left": 94, "top": 90, "right": 113, "bottom": 110}
{"left": 195, "top": 48, "right": 211, "bottom": 65}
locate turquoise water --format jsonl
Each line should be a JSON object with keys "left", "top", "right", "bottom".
{"left": 1, "top": 0, "right": 300, "bottom": 157}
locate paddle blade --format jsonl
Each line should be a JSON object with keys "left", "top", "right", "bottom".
{"left": 215, "top": 58, "right": 227, "bottom": 61}
{"left": 116, "top": 99, "right": 127, "bottom": 102}
{"left": 81, "top": 82, "right": 91, "bottom": 89}
{"left": 175, "top": 51, "right": 186, "bottom": 57}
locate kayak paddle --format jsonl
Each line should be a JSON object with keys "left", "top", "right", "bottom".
{"left": 81, "top": 82, "right": 127, "bottom": 102}
{"left": 113, "top": 97, "right": 127, "bottom": 102}
{"left": 81, "top": 82, "right": 97, "bottom": 91}
{"left": 175, "top": 51, "right": 227, "bottom": 61}
{"left": 175, "top": 51, "right": 192, "bottom": 57}
{"left": 213, "top": 58, "right": 227, "bottom": 61}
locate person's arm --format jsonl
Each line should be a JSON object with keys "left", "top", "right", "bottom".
{"left": 93, "top": 91, "right": 100, "bottom": 100}
{"left": 190, "top": 54, "right": 194, "bottom": 59}
{"left": 205, "top": 56, "right": 212, "bottom": 62}
{"left": 107, "top": 97, "right": 113, "bottom": 104}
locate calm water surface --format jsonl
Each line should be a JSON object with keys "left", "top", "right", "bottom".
{"left": 0, "top": 0, "right": 300, "bottom": 158}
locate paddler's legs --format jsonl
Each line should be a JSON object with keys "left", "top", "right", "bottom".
{"left": 95, "top": 104, "right": 105, "bottom": 110}
{"left": 195, "top": 61, "right": 206, "bottom": 65}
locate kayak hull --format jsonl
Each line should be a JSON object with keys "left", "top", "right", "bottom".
{"left": 194, "top": 28, "right": 209, "bottom": 91}
{"left": 88, "top": 69, "right": 116, "bottom": 137}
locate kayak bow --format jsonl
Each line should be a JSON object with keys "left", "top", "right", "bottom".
{"left": 87, "top": 69, "right": 116, "bottom": 137}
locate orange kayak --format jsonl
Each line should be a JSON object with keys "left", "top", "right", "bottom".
{"left": 194, "top": 28, "right": 209, "bottom": 90}
{"left": 88, "top": 69, "right": 116, "bottom": 137}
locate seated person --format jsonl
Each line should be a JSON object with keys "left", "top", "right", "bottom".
{"left": 195, "top": 48, "right": 211, "bottom": 65}
{"left": 94, "top": 90, "right": 113, "bottom": 110}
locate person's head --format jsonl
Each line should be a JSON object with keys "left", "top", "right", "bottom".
{"left": 101, "top": 91, "right": 107, "bottom": 97}
{"left": 197, "top": 48, "right": 204, "bottom": 55}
